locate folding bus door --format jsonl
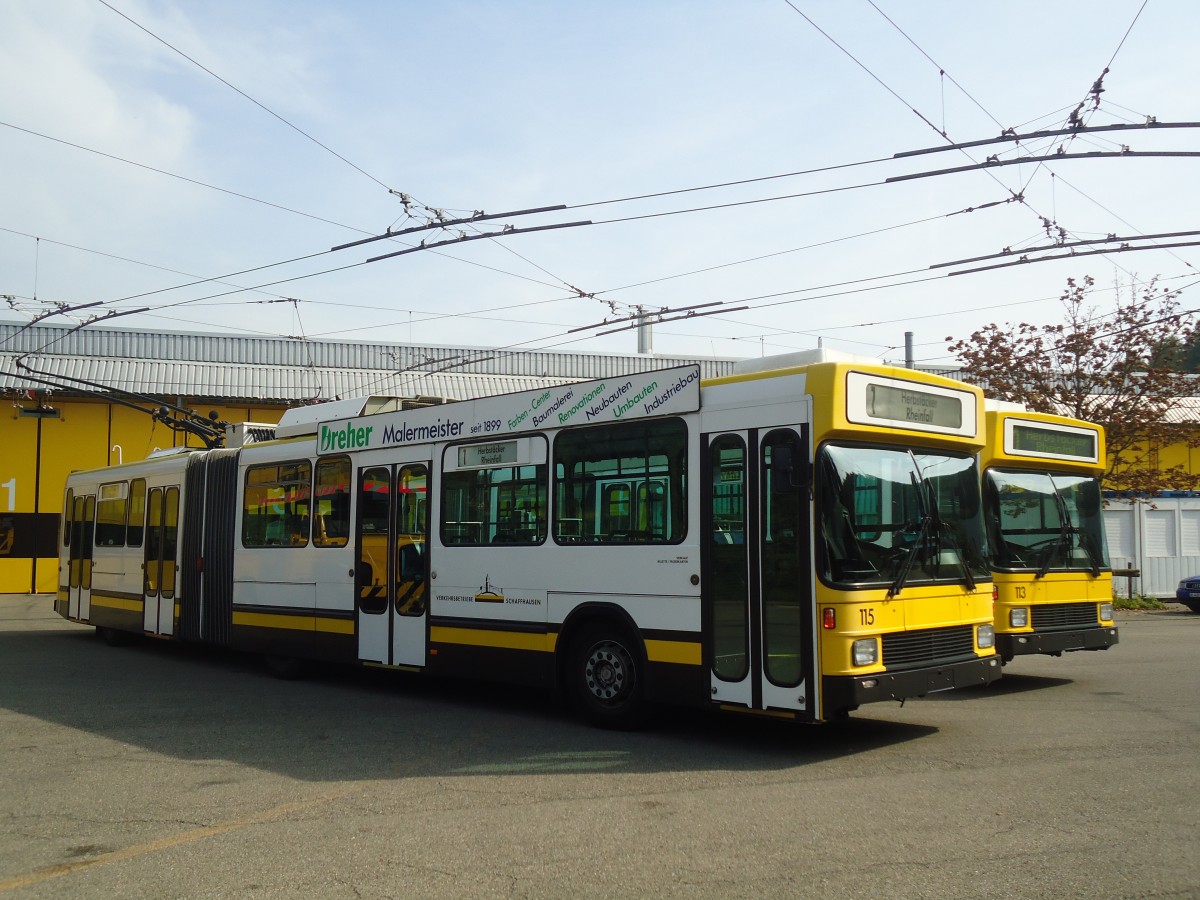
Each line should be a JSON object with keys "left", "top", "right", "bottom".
{"left": 356, "top": 462, "right": 430, "bottom": 668}
{"left": 703, "top": 426, "right": 814, "bottom": 716}
{"left": 142, "top": 485, "right": 179, "bottom": 636}
{"left": 67, "top": 493, "right": 95, "bottom": 621}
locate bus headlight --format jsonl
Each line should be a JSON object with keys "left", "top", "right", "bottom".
{"left": 852, "top": 638, "right": 879, "bottom": 667}
{"left": 1009, "top": 607, "right": 1029, "bottom": 628}
{"left": 977, "top": 624, "right": 996, "bottom": 649}
{"left": 1099, "top": 602, "right": 1114, "bottom": 622}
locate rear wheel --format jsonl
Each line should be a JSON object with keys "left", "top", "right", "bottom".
{"left": 567, "top": 625, "right": 649, "bottom": 730}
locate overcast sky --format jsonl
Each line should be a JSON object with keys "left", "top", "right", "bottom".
{"left": 1, "top": 0, "right": 1195, "bottom": 368}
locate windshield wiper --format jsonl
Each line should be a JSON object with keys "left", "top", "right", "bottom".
{"left": 1052, "top": 477, "right": 1102, "bottom": 577}
{"left": 889, "top": 458, "right": 977, "bottom": 596}
{"left": 1035, "top": 476, "right": 1076, "bottom": 579}
{"left": 1034, "top": 527, "right": 1067, "bottom": 579}
{"left": 888, "top": 512, "right": 931, "bottom": 598}
{"left": 888, "top": 464, "right": 930, "bottom": 598}
{"left": 934, "top": 517, "right": 977, "bottom": 591}
{"left": 921, "top": 474, "right": 977, "bottom": 592}
{"left": 1076, "top": 527, "right": 1102, "bottom": 577}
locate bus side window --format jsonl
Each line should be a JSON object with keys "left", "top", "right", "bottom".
{"left": 553, "top": 418, "right": 688, "bottom": 545}
{"left": 314, "top": 456, "right": 351, "bottom": 548}
{"left": 95, "top": 481, "right": 128, "bottom": 546}
{"left": 440, "top": 457, "right": 546, "bottom": 547}
{"left": 63, "top": 488, "right": 75, "bottom": 548}
{"left": 243, "top": 461, "right": 312, "bottom": 548}
{"left": 127, "top": 479, "right": 146, "bottom": 547}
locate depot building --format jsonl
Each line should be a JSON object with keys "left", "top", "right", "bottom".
{"left": 0, "top": 321, "right": 737, "bottom": 594}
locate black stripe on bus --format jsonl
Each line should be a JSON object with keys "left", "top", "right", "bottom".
{"left": 231, "top": 603, "right": 355, "bottom": 620}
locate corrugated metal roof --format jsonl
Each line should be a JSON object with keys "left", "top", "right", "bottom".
{"left": 1089, "top": 397, "right": 1200, "bottom": 425}
{"left": 1165, "top": 398, "right": 1200, "bottom": 424}
{"left": 0, "top": 321, "right": 733, "bottom": 403}
{"left": 6, "top": 321, "right": 1200, "bottom": 423}
{"left": 0, "top": 320, "right": 736, "bottom": 376}
{"left": 0, "top": 353, "right": 592, "bottom": 403}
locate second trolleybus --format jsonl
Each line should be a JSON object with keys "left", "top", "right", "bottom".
{"left": 981, "top": 402, "right": 1118, "bottom": 662}
{"left": 57, "top": 350, "right": 1002, "bottom": 728}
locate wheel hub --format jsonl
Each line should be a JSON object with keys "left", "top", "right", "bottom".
{"left": 585, "top": 643, "right": 628, "bottom": 702}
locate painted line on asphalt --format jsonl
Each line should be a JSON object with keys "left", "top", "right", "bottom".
{"left": 0, "top": 789, "right": 352, "bottom": 893}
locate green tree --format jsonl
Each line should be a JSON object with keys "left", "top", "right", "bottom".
{"left": 1150, "top": 329, "right": 1200, "bottom": 373}
{"left": 947, "top": 276, "right": 1200, "bottom": 494}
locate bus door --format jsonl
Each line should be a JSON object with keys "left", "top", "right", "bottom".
{"left": 67, "top": 493, "right": 95, "bottom": 621}
{"left": 142, "top": 486, "right": 179, "bottom": 636}
{"left": 356, "top": 462, "right": 429, "bottom": 667}
{"left": 704, "top": 427, "right": 813, "bottom": 715}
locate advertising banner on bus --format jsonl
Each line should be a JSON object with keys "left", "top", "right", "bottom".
{"left": 318, "top": 364, "right": 701, "bottom": 453}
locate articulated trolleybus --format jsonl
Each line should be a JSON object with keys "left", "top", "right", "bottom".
{"left": 58, "top": 351, "right": 1000, "bottom": 728}
{"left": 981, "top": 402, "right": 1118, "bottom": 663}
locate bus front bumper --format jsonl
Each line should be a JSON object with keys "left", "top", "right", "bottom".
{"left": 825, "top": 655, "right": 1002, "bottom": 712}
{"left": 997, "top": 626, "right": 1119, "bottom": 659}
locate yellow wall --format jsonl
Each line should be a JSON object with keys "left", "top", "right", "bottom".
{"left": 1156, "top": 437, "right": 1198, "bottom": 474}
{"left": 0, "top": 406, "right": 42, "bottom": 593}
{"left": 0, "top": 398, "right": 286, "bottom": 594}
{"left": 1107, "top": 429, "right": 1200, "bottom": 490}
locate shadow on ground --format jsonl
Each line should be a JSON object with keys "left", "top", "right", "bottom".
{"left": 0, "top": 621, "right": 939, "bottom": 783}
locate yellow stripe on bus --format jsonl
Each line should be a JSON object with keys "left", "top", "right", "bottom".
{"left": 314, "top": 618, "right": 355, "bottom": 635}
{"left": 428, "top": 626, "right": 700, "bottom": 665}
{"left": 232, "top": 611, "right": 355, "bottom": 635}
{"left": 644, "top": 638, "right": 702, "bottom": 666}
{"left": 430, "top": 625, "right": 557, "bottom": 653}
{"left": 90, "top": 595, "right": 143, "bottom": 612}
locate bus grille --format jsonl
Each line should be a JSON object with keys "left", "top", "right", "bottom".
{"left": 1031, "top": 602, "right": 1097, "bottom": 631}
{"left": 882, "top": 625, "right": 975, "bottom": 669}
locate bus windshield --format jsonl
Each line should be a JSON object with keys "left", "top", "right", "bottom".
{"left": 817, "top": 443, "right": 989, "bottom": 591}
{"left": 984, "top": 469, "right": 1110, "bottom": 574}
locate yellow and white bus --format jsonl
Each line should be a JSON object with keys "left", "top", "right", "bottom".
{"left": 981, "top": 403, "right": 1118, "bottom": 662}
{"left": 57, "top": 351, "right": 1001, "bottom": 728}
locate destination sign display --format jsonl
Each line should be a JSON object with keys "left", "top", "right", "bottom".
{"left": 1007, "top": 421, "right": 1098, "bottom": 462}
{"left": 865, "top": 383, "right": 963, "bottom": 429}
{"left": 458, "top": 441, "right": 518, "bottom": 468}
{"left": 845, "top": 371, "right": 976, "bottom": 437}
{"left": 319, "top": 364, "right": 701, "bottom": 453}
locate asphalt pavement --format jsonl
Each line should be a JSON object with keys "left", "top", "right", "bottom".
{"left": 0, "top": 595, "right": 1196, "bottom": 899}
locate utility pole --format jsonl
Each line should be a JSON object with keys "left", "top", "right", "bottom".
{"left": 636, "top": 306, "right": 653, "bottom": 355}
{"left": 905, "top": 331, "right": 914, "bottom": 369}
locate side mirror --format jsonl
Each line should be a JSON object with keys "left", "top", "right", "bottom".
{"left": 771, "top": 444, "right": 809, "bottom": 494}
{"left": 1077, "top": 487, "right": 1100, "bottom": 518}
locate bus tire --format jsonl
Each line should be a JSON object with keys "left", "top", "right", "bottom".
{"left": 567, "top": 624, "right": 649, "bottom": 730}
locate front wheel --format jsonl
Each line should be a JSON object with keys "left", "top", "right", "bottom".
{"left": 567, "top": 625, "right": 649, "bottom": 730}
